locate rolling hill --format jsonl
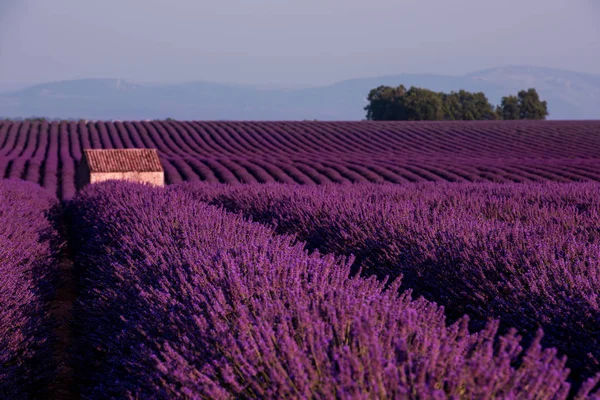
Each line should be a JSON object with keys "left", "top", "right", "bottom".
{"left": 0, "top": 66, "right": 599, "bottom": 121}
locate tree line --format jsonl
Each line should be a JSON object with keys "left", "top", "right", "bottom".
{"left": 364, "top": 86, "right": 549, "bottom": 121}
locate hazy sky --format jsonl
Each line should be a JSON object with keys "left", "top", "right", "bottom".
{"left": 0, "top": 0, "right": 598, "bottom": 86}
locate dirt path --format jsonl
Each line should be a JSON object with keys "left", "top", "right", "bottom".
{"left": 48, "top": 249, "right": 78, "bottom": 399}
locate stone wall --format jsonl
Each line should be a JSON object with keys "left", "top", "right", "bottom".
{"left": 89, "top": 171, "right": 164, "bottom": 186}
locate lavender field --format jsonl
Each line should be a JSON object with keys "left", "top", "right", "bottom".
{"left": 0, "top": 120, "right": 599, "bottom": 199}
{"left": 66, "top": 181, "right": 600, "bottom": 398}
{"left": 0, "top": 180, "right": 61, "bottom": 398}
{"left": 180, "top": 182, "right": 600, "bottom": 389}
{"left": 1, "top": 120, "right": 600, "bottom": 398}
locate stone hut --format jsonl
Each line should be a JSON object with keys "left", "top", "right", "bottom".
{"left": 78, "top": 148, "right": 164, "bottom": 188}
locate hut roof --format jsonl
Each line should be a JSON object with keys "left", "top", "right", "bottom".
{"left": 83, "top": 149, "right": 163, "bottom": 173}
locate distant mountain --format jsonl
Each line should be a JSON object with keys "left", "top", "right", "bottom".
{"left": 0, "top": 82, "right": 37, "bottom": 93}
{"left": 1, "top": 66, "right": 599, "bottom": 120}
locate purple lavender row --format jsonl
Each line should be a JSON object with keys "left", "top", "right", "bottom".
{"left": 1, "top": 120, "right": 600, "bottom": 198}
{"left": 0, "top": 179, "right": 61, "bottom": 398}
{"left": 177, "top": 181, "right": 600, "bottom": 392}
{"left": 68, "top": 181, "right": 598, "bottom": 399}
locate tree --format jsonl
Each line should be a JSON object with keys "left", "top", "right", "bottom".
{"left": 402, "top": 87, "right": 444, "bottom": 121}
{"left": 499, "top": 95, "right": 520, "bottom": 120}
{"left": 498, "top": 89, "right": 549, "bottom": 120}
{"left": 364, "top": 85, "right": 407, "bottom": 121}
{"left": 441, "top": 92, "right": 463, "bottom": 120}
{"left": 442, "top": 90, "right": 497, "bottom": 120}
{"left": 365, "top": 86, "right": 548, "bottom": 121}
{"left": 364, "top": 85, "right": 445, "bottom": 121}
{"left": 518, "top": 88, "right": 549, "bottom": 120}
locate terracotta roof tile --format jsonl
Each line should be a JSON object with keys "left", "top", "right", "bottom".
{"left": 83, "top": 149, "right": 163, "bottom": 173}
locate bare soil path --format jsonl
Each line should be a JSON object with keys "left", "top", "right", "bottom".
{"left": 48, "top": 244, "right": 78, "bottom": 399}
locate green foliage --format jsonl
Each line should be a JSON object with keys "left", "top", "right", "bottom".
{"left": 365, "top": 85, "right": 408, "bottom": 121}
{"left": 518, "top": 88, "right": 549, "bottom": 120}
{"left": 365, "top": 85, "right": 446, "bottom": 121}
{"left": 442, "top": 90, "right": 498, "bottom": 121}
{"left": 402, "top": 87, "right": 445, "bottom": 121}
{"left": 499, "top": 95, "right": 520, "bottom": 120}
{"left": 365, "top": 86, "right": 548, "bottom": 121}
{"left": 498, "top": 89, "right": 548, "bottom": 120}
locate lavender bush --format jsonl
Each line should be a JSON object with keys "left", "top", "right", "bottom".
{"left": 0, "top": 179, "right": 61, "bottom": 398}
{"left": 68, "top": 181, "right": 599, "bottom": 399}
{"left": 177, "top": 181, "right": 600, "bottom": 391}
